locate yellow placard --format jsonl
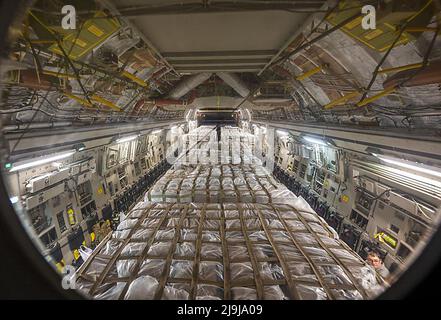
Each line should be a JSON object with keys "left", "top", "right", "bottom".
{"left": 344, "top": 16, "right": 362, "bottom": 30}
{"left": 55, "top": 261, "right": 65, "bottom": 273}
{"left": 341, "top": 195, "right": 349, "bottom": 203}
{"left": 71, "top": 38, "right": 87, "bottom": 48}
{"left": 364, "top": 29, "right": 384, "bottom": 40}
{"left": 375, "top": 232, "right": 398, "bottom": 248}
{"left": 67, "top": 208, "right": 76, "bottom": 225}
{"left": 87, "top": 24, "right": 104, "bottom": 37}
{"left": 73, "top": 249, "right": 80, "bottom": 260}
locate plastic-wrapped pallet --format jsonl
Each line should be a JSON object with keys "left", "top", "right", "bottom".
{"left": 146, "top": 164, "right": 296, "bottom": 204}
{"left": 177, "top": 126, "right": 260, "bottom": 166}
{"left": 76, "top": 201, "right": 385, "bottom": 300}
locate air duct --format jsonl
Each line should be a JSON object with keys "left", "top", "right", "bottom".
{"left": 168, "top": 72, "right": 212, "bottom": 99}
{"left": 252, "top": 98, "right": 293, "bottom": 104}
{"left": 216, "top": 72, "right": 250, "bottom": 97}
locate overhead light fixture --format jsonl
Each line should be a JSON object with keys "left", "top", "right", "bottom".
{"left": 116, "top": 135, "right": 138, "bottom": 143}
{"left": 372, "top": 153, "right": 441, "bottom": 179}
{"left": 152, "top": 129, "right": 162, "bottom": 134}
{"left": 9, "top": 196, "right": 18, "bottom": 204}
{"left": 276, "top": 130, "right": 289, "bottom": 136}
{"left": 303, "top": 135, "right": 329, "bottom": 146}
{"left": 8, "top": 150, "right": 76, "bottom": 172}
{"left": 74, "top": 143, "right": 86, "bottom": 152}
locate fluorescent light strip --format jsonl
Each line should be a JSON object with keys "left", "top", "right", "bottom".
{"left": 152, "top": 129, "right": 162, "bottom": 134}
{"left": 374, "top": 154, "right": 441, "bottom": 179}
{"left": 9, "top": 151, "right": 76, "bottom": 172}
{"left": 303, "top": 136, "right": 328, "bottom": 146}
{"left": 9, "top": 196, "right": 18, "bottom": 204}
{"left": 384, "top": 165, "right": 441, "bottom": 188}
{"left": 276, "top": 130, "right": 289, "bottom": 136}
{"left": 116, "top": 135, "right": 138, "bottom": 143}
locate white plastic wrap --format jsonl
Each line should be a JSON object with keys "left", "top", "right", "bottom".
{"left": 124, "top": 276, "right": 159, "bottom": 299}
{"left": 116, "top": 259, "right": 137, "bottom": 278}
{"left": 231, "top": 287, "right": 257, "bottom": 300}
{"left": 79, "top": 202, "right": 384, "bottom": 300}
{"left": 139, "top": 259, "right": 165, "bottom": 278}
{"left": 146, "top": 164, "right": 292, "bottom": 204}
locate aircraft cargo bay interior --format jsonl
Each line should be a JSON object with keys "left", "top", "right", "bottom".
{"left": 1, "top": 0, "right": 441, "bottom": 300}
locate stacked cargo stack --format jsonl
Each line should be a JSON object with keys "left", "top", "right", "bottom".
{"left": 76, "top": 126, "right": 384, "bottom": 300}
{"left": 178, "top": 126, "right": 259, "bottom": 166}
{"left": 145, "top": 164, "right": 296, "bottom": 204}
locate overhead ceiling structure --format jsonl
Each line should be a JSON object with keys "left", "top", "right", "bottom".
{"left": 1, "top": 0, "right": 441, "bottom": 130}
{"left": 110, "top": 0, "right": 325, "bottom": 74}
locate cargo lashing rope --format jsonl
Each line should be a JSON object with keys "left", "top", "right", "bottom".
{"left": 153, "top": 205, "right": 190, "bottom": 299}
{"left": 118, "top": 203, "right": 176, "bottom": 299}
{"left": 88, "top": 202, "right": 159, "bottom": 296}
{"left": 220, "top": 203, "right": 231, "bottom": 299}
{"left": 236, "top": 205, "right": 265, "bottom": 299}
{"left": 289, "top": 206, "right": 369, "bottom": 299}
{"left": 188, "top": 203, "right": 207, "bottom": 299}
{"left": 269, "top": 204, "right": 336, "bottom": 300}
{"left": 78, "top": 203, "right": 377, "bottom": 299}
{"left": 254, "top": 206, "right": 300, "bottom": 300}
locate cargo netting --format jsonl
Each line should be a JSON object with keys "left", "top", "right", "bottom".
{"left": 76, "top": 200, "right": 384, "bottom": 300}
{"left": 76, "top": 126, "right": 385, "bottom": 300}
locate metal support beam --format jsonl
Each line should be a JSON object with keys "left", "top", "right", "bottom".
{"left": 295, "top": 65, "right": 325, "bottom": 81}
{"left": 252, "top": 120, "right": 441, "bottom": 160}
{"left": 168, "top": 58, "right": 268, "bottom": 66}
{"left": 175, "top": 66, "right": 261, "bottom": 73}
{"left": 115, "top": 1, "right": 327, "bottom": 17}
{"left": 378, "top": 63, "right": 425, "bottom": 75}
{"left": 163, "top": 50, "right": 277, "bottom": 60}
{"left": 5, "top": 121, "right": 184, "bottom": 157}
{"left": 356, "top": 88, "right": 396, "bottom": 107}
{"left": 324, "top": 91, "right": 360, "bottom": 110}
